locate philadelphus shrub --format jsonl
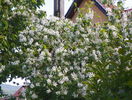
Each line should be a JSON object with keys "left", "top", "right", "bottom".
{"left": 14, "top": 4, "right": 131, "bottom": 99}
{"left": 85, "top": 5, "right": 132, "bottom": 100}
{"left": 19, "top": 15, "right": 92, "bottom": 100}
{"left": 0, "top": 1, "right": 131, "bottom": 100}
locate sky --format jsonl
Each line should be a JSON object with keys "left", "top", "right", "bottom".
{"left": 3, "top": 77, "right": 28, "bottom": 86}
{"left": 3, "top": 0, "right": 132, "bottom": 86}
{"left": 39, "top": 0, "right": 74, "bottom": 16}
{"left": 124, "top": 0, "right": 132, "bottom": 9}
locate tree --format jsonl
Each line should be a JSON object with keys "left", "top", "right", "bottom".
{"left": 0, "top": 0, "right": 45, "bottom": 94}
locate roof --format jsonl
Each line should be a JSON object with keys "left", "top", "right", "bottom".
{"left": 0, "top": 99, "right": 8, "bottom": 100}
{"left": 124, "top": 8, "right": 132, "bottom": 12}
{"left": 65, "top": 0, "right": 83, "bottom": 18}
{"left": 65, "top": 0, "right": 107, "bottom": 18}
{"left": 13, "top": 86, "right": 26, "bottom": 97}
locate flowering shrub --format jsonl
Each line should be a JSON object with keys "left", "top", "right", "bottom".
{"left": 19, "top": 16, "right": 90, "bottom": 99}
{"left": 0, "top": 0, "right": 131, "bottom": 100}
{"left": 84, "top": 3, "right": 132, "bottom": 100}
{"left": 17, "top": 5, "right": 132, "bottom": 100}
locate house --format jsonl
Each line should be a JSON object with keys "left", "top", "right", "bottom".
{"left": 0, "top": 98, "right": 8, "bottom": 100}
{"left": 124, "top": 8, "right": 132, "bottom": 20}
{"left": 65, "top": 0, "right": 132, "bottom": 23}
{"left": 65, "top": 0, "right": 108, "bottom": 23}
{"left": 13, "top": 86, "right": 26, "bottom": 100}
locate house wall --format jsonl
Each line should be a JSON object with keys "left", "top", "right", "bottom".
{"left": 71, "top": 0, "right": 108, "bottom": 23}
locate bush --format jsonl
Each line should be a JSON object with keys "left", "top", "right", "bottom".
{"left": 0, "top": 0, "right": 131, "bottom": 100}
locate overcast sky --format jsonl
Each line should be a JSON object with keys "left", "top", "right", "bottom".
{"left": 3, "top": 0, "right": 132, "bottom": 86}
{"left": 39, "top": 0, "right": 74, "bottom": 16}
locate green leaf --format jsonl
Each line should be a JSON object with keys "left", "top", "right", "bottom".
{"left": 0, "top": 35, "right": 5, "bottom": 39}
{"left": 3, "top": 20, "right": 8, "bottom": 30}
{"left": 43, "top": 44, "right": 47, "bottom": 49}
{"left": 125, "top": 81, "right": 132, "bottom": 87}
{"left": 118, "top": 48, "right": 125, "bottom": 54}
{"left": 32, "top": 0, "right": 37, "bottom": 4}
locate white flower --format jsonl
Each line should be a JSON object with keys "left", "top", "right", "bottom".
{"left": 19, "top": 34, "right": 27, "bottom": 42}
{"left": 85, "top": 38, "right": 89, "bottom": 42}
{"left": 96, "top": 50, "right": 101, "bottom": 57}
{"left": 43, "top": 35, "right": 48, "bottom": 42}
{"left": 97, "top": 79, "right": 101, "bottom": 83}
{"left": 82, "top": 85, "right": 87, "bottom": 91}
{"left": 46, "top": 89, "right": 51, "bottom": 93}
{"left": 26, "top": 57, "right": 34, "bottom": 65}
{"left": 112, "top": 31, "right": 117, "bottom": 37}
{"left": 62, "top": 76, "right": 69, "bottom": 82}
{"left": 85, "top": 13, "right": 94, "bottom": 20}
{"left": 122, "top": 12, "right": 128, "bottom": 21}
{"left": 79, "top": 49, "right": 85, "bottom": 53}
{"left": 47, "top": 79, "right": 51, "bottom": 84}
{"left": 0, "top": 65, "right": 5, "bottom": 73}
{"left": 63, "top": 90, "right": 68, "bottom": 95}
{"left": 52, "top": 66, "right": 57, "bottom": 71}
{"left": 41, "top": 19, "right": 48, "bottom": 25}
{"left": 76, "top": 17, "right": 82, "bottom": 22}
{"left": 49, "top": 74, "right": 53, "bottom": 78}
{"left": 82, "top": 91, "right": 86, "bottom": 96}
{"left": 46, "top": 67, "right": 50, "bottom": 72}
{"left": 39, "top": 51, "right": 45, "bottom": 61}
{"left": 126, "top": 67, "right": 131, "bottom": 71}
{"left": 29, "top": 38, "right": 34, "bottom": 45}
{"left": 70, "top": 66, "right": 73, "bottom": 70}
{"left": 81, "top": 67, "right": 86, "bottom": 72}
{"left": 87, "top": 72, "right": 95, "bottom": 78}
{"left": 36, "top": 83, "right": 40, "bottom": 87}
{"left": 72, "top": 92, "right": 78, "bottom": 98}
{"left": 35, "top": 42, "right": 39, "bottom": 46}
{"left": 4, "top": 0, "right": 11, "bottom": 5}
{"left": 44, "top": 75, "right": 47, "bottom": 78}
{"left": 23, "top": 11, "right": 28, "bottom": 16}
{"left": 64, "top": 68, "right": 68, "bottom": 73}
{"left": 106, "top": 7, "right": 112, "bottom": 16}
{"left": 79, "top": 73, "right": 85, "bottom": 79}
{"left": 77, "top": 83, "right": 83, "bottom": 87}
{"left": 90, "top": 91, "right": 95, "bottom": 94}
{"left": 56, "top": 47, "right": 64, "bottom": 54}
{"left": 31, "top": 93, "right": 38, "bottom": 99}
{"left": 109, "top": 25, "right": 117, "bottom": 31}
{"left": 71, "top": 72, "right": 78, "bottom": 80}
{"left": 81, "top": 61, "right": 86, "bottom": 66}
{"left": 11, "top": 60, "right": 20, "bottom": 65}
{"left": 53, "top": 81, "right": 57, "bottom": 87}
{"left": 59, "top": 79, "right": 64, "bottom": 84}
{"left": 55, "top": 31, "right": 60, "bottom": 37}
{"left": 47, "top": 57, "right": 52, "bottom": 61}
{"left": 37, "top": 48, "right": 41, "bottom": 52}
{"left": 58, "top": 72, "right": 63, "bottom": 76}
{"left": 74, "top": 66, "right": 80, "bottom": 70}
{"left": 92, "top": 50, "right": 98, "bottom": 60}
{"left": 76, "top": 31, "right": 80, "bottom": 35}
{"left": 103, "top": 32, "right": 108, "bottom": 38}
{"left": 56, "top": 91, "right": 61, "bottom": 95}
{"left": 30, "top": 84, "right": 35, "bottom": 88}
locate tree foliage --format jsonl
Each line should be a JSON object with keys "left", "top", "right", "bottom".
{"left": 0, "top": 0, "right": 45, "bottom": 93}
{"left": 0, "top": 0, "right": 132, "bottom": 100}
